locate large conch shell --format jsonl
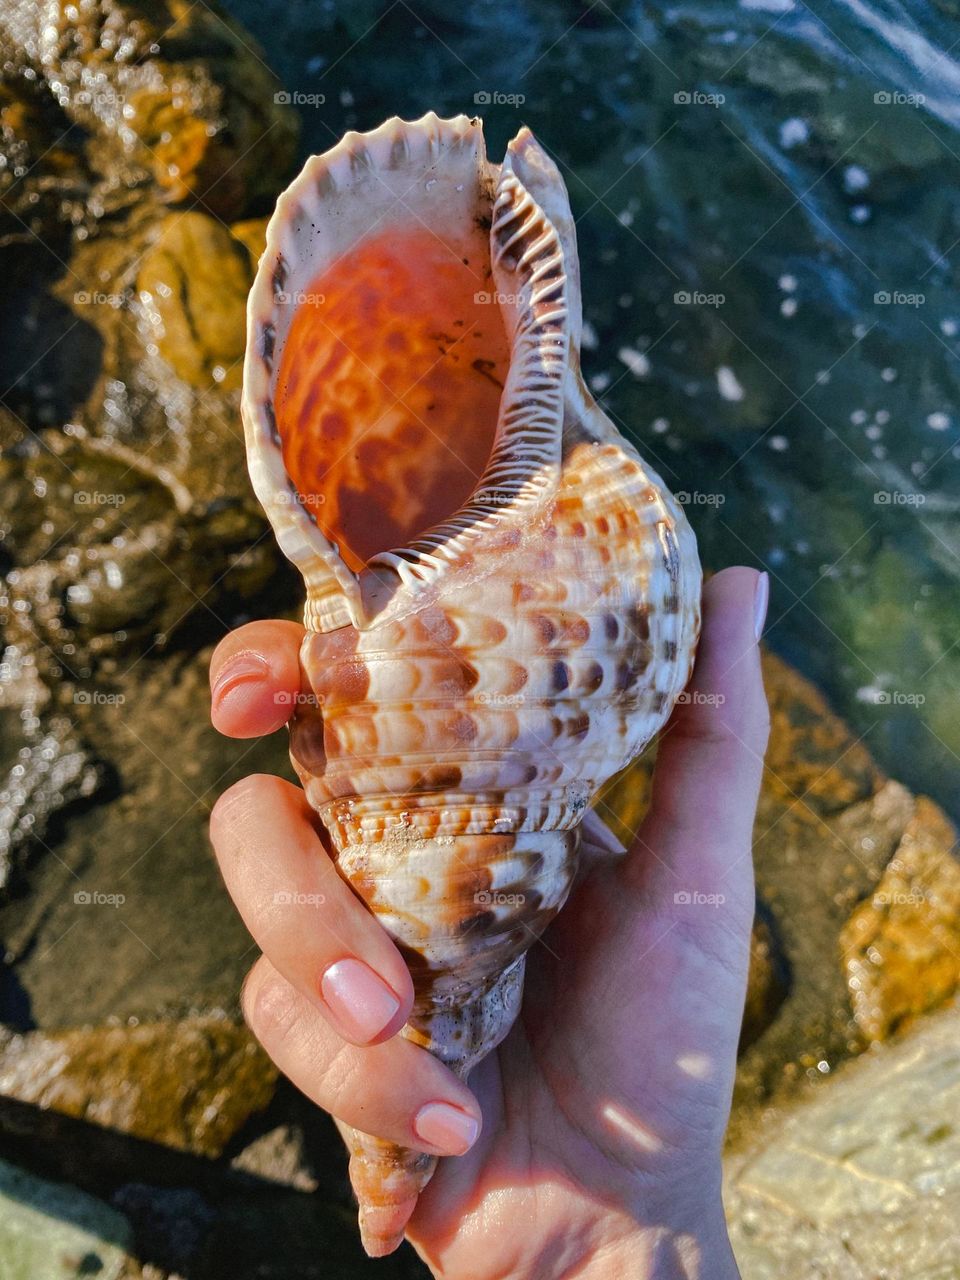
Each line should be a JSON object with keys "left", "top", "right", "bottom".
{"left": 241, "top": 112, "right": 701, "bottom": 1255}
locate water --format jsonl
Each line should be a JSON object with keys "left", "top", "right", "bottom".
{"left": 222, "top": 0, "right": 960, "bottom": 820}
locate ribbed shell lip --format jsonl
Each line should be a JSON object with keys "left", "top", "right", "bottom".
{"left": 241, "top": 112, "right": 573, "bottom": 634}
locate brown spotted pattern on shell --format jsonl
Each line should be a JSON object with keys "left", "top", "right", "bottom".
{"left": 241, "top": 112, "right": 701, "bottom": 1254}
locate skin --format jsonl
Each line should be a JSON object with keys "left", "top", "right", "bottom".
{"left": 209, "top": 566, "right": 769, "bottom": 1278}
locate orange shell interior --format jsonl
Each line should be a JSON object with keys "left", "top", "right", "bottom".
{"left": 274, "top": 228, "right": 510, "bottom": 572}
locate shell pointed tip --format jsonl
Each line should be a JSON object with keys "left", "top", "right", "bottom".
{"left": 358, "top": 1195, "right": 419, "bottom": 1257}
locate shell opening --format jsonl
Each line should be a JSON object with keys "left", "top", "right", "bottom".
{"left": 274, "top": 232, "right": 509, "bottom": 573}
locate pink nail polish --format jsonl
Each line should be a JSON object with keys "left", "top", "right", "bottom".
{"left": 212, "top": 652, "right": 270, "bottom": 704}
{"left": 413, "top": 1102, "right": 480, "bottom": 1155}
{"left": 320, "top": 958, "right": 401, "bottom": 1043}
{"left": 753, "top": 572, "right": 769, "bottom": 643}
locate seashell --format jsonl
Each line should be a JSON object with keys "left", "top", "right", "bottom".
{"left": 241, "top": 111, "right": 701, "bottom": 1255}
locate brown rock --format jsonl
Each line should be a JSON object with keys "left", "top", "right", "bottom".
{"left": 0, "top": 1016, "right": 276, "bottom": 1157}
{"left": 136, "top": 213, "right": 257, "bottom": 392}
{"left": 840, "top": 797, "right": 960, "bottom": 1041}
{"left": 595, "top": 647, "right": 959, "bottom": 1138}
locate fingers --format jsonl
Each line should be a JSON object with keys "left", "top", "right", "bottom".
{"left": 242, "top": 955, "right": 482, "bottom": 1157}
{"left": 209, "top": 619, "right": 305, "bottom": 738}
{"left": 210, "top": 774, "right": 414, "bottom": 1046}
{"left": 631, "top": 566, "right": 770, "bottom": 893}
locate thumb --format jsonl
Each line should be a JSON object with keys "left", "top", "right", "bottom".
{"left": 625, "top": 567, "right": 770, "bottom": 909}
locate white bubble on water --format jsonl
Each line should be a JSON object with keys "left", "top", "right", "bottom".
{"left": 618, "top": 347, "right": 649, "bottom": 378}
{"left": 927, "top": 412, "right": 951, "bottom": 431}
{"left": 843, "top": 164, "right": 870, "bottom": 194}
{"left": 717, "top": 366, "right": 745, "bottom": 402}
{"left": 779, "top": 119, "right": 808, "bottom": 150}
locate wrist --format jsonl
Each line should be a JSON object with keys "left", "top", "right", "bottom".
{"left": 531, "top": 1179, "right": 739, "bottom": 1280}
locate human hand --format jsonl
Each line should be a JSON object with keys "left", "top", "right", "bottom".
{"left": 209, "top": 565, "right": 769, "bottom": 1278}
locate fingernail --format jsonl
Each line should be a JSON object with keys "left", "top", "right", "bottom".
{"left": 413, "top": 1102, "right": 480, "bottom": 1155}
{"left": 212, "top": 652, "right": 270, "bottom": 705}
{"left": 320, "top": 958, "right": 401, "bottom": 1043}
{"left": 753, "top": 572, "right": 769, "bottom": 644}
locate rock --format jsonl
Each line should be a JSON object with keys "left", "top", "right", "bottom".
{"left": 598, "top": 650, "right": 960, "bottom": 1135}
{"left": 0, "top": 709, "right": 102, "bottom": 895}
{"left": 0, "top": 645, "right": 290, "bottom": 1027}
{"left": 726, "top": 1001, "right": 960, "bottom": 1279}
{"left": 0, "top": 1154, "right": 132, "bottom": 1279}
{"left": 1, "top": 0, "right": 298, "bottom": 221}
{"left": 0, "top": 1016, "right": 277, "bottom": 1156}
{"left": 740, "top": 904, "right": 790, "bottom": 1051}
{"left": 136, "top": 213, "right": 258, "bottom": 393}
{"left": 841, "top": 798, "right": 960, "bottom": 1042}
{"left": 111, "top": 1184, "right": 215, "bottom": 1277}
{"left": 230, "top": 1125, "right": 319, "bottom": 1192}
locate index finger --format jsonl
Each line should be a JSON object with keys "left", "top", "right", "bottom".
{"left": 209, "top": 619, "right": 306, "bottom": 738}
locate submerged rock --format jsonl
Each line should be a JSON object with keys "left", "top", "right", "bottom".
{"left": 601, "top": 650, "right": 960, "bottom": 1132}
{"left": 841, "top": 797, "right": 960, "bottom": 1042}
{"left": 726, "top": 1000, "right": 960, "bottom": 1279}
{"left": 0, "top": 1155, "right": 132, "bottom": 1280}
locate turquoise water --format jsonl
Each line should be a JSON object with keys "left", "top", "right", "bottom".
{"left": 224, "top": 0, "right": 960, "bottom": 819}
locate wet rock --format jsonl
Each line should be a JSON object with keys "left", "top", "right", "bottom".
{"left": 841, "top": 797, "right": 960, "bottom": 1042}
{"left": 0, "top": 77, "right": 91, "bottom": 249}
{"left": 1, "top": 0, "right": 298, "bottom": 221}
{"left": 0, "top": 645, "right": 289, "bottom": 1026}
{"left": 740, "top": 904, "right": 791, "bottom": 1052}
{"left": 0, "top": 1154, "right": 132, "bottom": 1279}
{"left": 0, "top": 1015, "right": 277, "bottom": 1157}
{"left": 136, "top": 213, "right": 257, "bottom": 392}
{"left": 726, "top": 1001, "right": 960, "bottom": 1279}
{"left": 597, "top": 651, "right": 960, "bottom": 1134}
{"left": 0, "top": 713, "right": 102, "bottom": 892}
